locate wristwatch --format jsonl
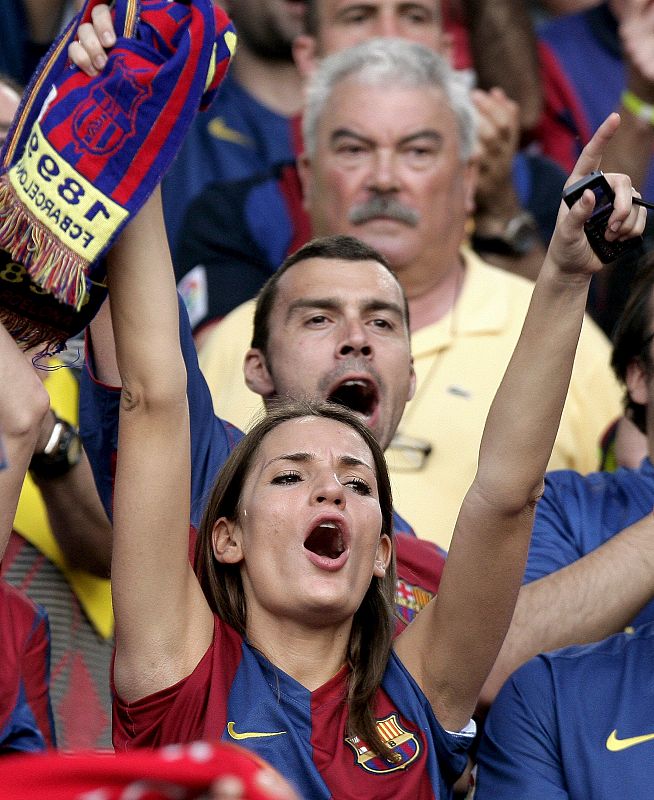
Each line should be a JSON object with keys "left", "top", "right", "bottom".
{"left": 472, "top": 211, "right": 541, "bottom": 257}
{"left": 29, "top": 413, "right": 82, "bottom": 479}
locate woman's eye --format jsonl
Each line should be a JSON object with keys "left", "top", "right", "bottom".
{"left": 345, "top": 477, "right": 372, "bottom": 495}
{"left": 271, "top": 471, "right": 302, "bottom": 485}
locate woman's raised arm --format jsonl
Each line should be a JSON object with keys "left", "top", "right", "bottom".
{"left": 107, "top": 188, "right": 213, "bottom": 703}
{"left": 394, "top": 113, "right": 648, "bottom": 732}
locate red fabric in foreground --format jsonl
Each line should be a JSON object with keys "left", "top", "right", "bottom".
{"left": 0, "top": 741, "right": 299, "bottom": 799}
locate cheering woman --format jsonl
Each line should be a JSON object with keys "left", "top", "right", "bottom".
{"left": 104, "top": 115, "right": 643, "bottom": 799}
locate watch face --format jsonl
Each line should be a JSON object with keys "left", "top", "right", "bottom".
{"left": 30, "top": 419, "right": 82, "bottom": 478}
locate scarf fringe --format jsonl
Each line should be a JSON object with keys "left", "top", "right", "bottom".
{"left": 0, "top": 306, "right": 65, "bottom": 354}
{"left": 0, "top": 176, "right": 89, "bottom": 312}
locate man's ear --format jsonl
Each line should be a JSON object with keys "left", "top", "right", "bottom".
{"left": 292, "top": 34, "right": 319, "bottom": 80}
{"left": 626, "top": 357, "right": 650, "bottom": 406}
{"left": 408, "top": 357, "right": 416, "bottom": 402}
{"left": 373, "top": 534, "right": 392, "bottom": 578}
{"left": 212, "top": 517, "right": 244, "bottom": 564}
{"left": 244, "top": 348, "right": 275, "bottom": 397}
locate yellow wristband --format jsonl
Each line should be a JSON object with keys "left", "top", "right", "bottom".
{"left": 622, "top": 89, "right": 654, "bottom": 126}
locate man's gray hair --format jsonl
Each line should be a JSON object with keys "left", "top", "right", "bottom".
{"left": 302, "top": 38, "right": 478, "bottom": 162}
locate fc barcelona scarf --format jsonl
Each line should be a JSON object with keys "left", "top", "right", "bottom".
{"left": 0, "top": 0, "right": 236, "bottom": 353}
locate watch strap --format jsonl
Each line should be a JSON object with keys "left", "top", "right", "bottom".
{"left": 472, "top": 211, "right": 540, "bottom": 257}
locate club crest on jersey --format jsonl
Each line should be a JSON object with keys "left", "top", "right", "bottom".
{"left": 395, "top": 578, "right": 433, "bottom": 624}
{"left": 346, "top": 714, "right": 420, "bottom": 773}
{"left": 72, "top": 55, "right": 151, "bottom": 156}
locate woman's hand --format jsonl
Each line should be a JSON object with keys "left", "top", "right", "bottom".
{"left": 549, "top": 113, "right": 647, "bottom": 278}
{"left": 68, "top": 4, "right": 116, "bottom": 76}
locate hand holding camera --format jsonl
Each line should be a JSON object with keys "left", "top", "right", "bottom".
{"left": 562, "top": 170, "right": 654, "bottom": 263}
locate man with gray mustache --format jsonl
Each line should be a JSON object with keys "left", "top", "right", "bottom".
{"left": 201, "top": 38, "right": 621, "bottom": 550}
{"left": 348, "top": 195, "right": 420, "bottom": 228}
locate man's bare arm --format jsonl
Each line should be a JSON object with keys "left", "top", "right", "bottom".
{"left": 463, "top": 0, "right": 543, "bottom": 131}
{"left": 30, "top": 408, "right": 112, "bottom": 577}
{"left": 478, "top": 511, "right": 654, "bottom": 711}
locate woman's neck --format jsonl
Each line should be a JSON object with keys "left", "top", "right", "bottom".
{"left": 246, "top": 612, "right": 353, "bottom": 691}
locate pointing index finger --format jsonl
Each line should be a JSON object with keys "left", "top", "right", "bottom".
{"left": 566, "top": 113, "right": 621, "bottom": 187}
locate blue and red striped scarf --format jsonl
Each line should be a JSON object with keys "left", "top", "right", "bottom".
{"left": 0, "top": 0, "right": 236, "bottom": 352}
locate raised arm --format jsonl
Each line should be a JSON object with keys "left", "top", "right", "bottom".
{"left": 394, "top": 113, "right": 647, "bottom": 732}
{"left": 108, "top": 188, "right": 213, "bottom": 703}
{"left": 73, "top": 8, "right": 242, "bottom": 529}
{"left": 478, "top": 509, "right": 654, "bottom": 711}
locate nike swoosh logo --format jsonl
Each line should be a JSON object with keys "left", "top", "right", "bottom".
{"left": 227, "top": 721, "right": 287, "bottom": 741}
{"left": 208, "top": 118, "right": 252, "bottom": 147}
{"left": 606, "top": 729, "right": 654, "bottom": 751}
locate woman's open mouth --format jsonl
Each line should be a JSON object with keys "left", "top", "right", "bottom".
{"left": 303, "top": 519, "right": 350, "bottom": 571}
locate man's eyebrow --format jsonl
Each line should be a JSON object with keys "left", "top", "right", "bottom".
{"left": 286, "top": 297, "right": 342, "bottom": 320}
{"left": 330, "top": 129, "right": 443, "bottom": 149}
{"left": 330, "top": 128, "right": 375, "bottom": 148}
{"left": 397, "top": 131, "right": 443, "bottom": 147}
{"left": 363, "top": 299, "right": 404, "bottom": 318}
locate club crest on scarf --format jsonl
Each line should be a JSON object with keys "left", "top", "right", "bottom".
{"left": 346, "top": 714, "right": 421, "bottom": 773}
{"left": 72, "top": 56, "right": 151, "bottom": 157}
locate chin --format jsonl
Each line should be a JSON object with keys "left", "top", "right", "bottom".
{"left": 301, "top": 585, "right": 363, "bottom": 625}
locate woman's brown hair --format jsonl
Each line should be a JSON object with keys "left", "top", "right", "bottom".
{"left": 195, "top": 399, "right": 398, "bottom": 762}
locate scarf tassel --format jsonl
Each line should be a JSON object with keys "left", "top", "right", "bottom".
{"left": 0, "top": 306, "right": 65, "bottom": 353}
{"left": 0, "top": 177, "right": 89, "bottom": 312}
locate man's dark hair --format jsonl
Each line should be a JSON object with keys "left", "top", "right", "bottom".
{"left": 250, "top": 234, "right": 410, "bottom": 355}
{"left": 611, "top": 253, "right": 654, "bottom": 434}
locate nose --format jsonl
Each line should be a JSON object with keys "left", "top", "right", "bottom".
{"left": 374, "top": 11, "right": 401, "bottom": 38}
{"left": 367, "top": 149, "right": 399, "bottom": 194}
{"left": 312, "top": 472, "right": 346, "bottom": 507}
{"left": 338, "top": 318, "right": 372, "bottom": 359}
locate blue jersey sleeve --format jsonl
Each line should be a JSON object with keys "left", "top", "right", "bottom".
{"left": 80, "top": 295, "right": 243, "bottom": 526}
{"left": 474, "top": 657, "right": 569, "bottom": 799}
{"left": 524, "top": 471, "right": 585, "bottom": 584}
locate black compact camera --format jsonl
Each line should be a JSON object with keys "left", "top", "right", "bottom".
{"left": 562, "top": 171, "right": 644, "bottom": 263}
